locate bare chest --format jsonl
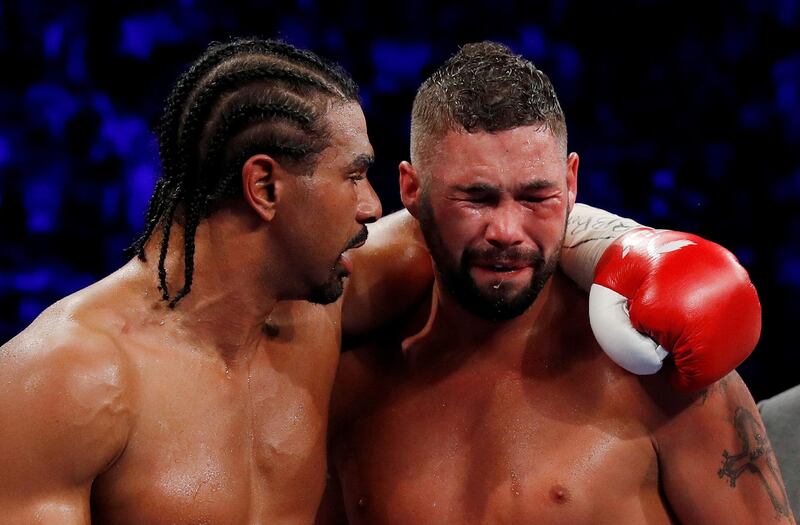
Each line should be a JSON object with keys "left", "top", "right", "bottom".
{"left": 336, "top": 368, "right": 669, "bottom": 525}
{"left": 93, "top": 345, "right": 336, "bottom": 524}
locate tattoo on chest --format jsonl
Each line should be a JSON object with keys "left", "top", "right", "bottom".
{"left": 717, "top": 407, "right": 792, "bottom": 520}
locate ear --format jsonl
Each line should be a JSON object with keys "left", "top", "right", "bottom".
{"left": 241, "top": 154, "right": 282, "bottom": 222}
{"left": 566, "top": 152, "right": 579, "bottom": 214}
{"left": 399, "top": 161, "right": 423, "bottom": 218}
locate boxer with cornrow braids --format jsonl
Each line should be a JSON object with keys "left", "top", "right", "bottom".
{"left": 0, "top": 37, "right": 388, "bottom": 523}
{"left": 129, "top": 37, "right": 359, "bottom": 306}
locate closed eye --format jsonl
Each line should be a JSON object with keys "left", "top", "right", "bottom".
{"left": 349, "top": 173, "right": 367, "bottom": 185}
{"left": 520, "top": 195, "right": 548, "bottom": 203}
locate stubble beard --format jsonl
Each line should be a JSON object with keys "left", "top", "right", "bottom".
{"left": 305, "top": 226, "right": 369, "bottom": 305}
{"left": 417, "top": 194, "right": 564, "bottom": 321}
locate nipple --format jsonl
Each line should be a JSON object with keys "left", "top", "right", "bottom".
{"left": 549, "top": 484, "right": 570, "bottom": 504}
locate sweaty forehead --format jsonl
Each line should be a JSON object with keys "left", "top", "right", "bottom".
{"left": 431, "top": 126, "right": 565, "bottom": 184}
{"left": 323, "top": 102, "right": 373, "bottom": 164}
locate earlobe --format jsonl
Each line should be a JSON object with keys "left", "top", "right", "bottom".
{"left": 399, "top": 160, "right": 422, "bottom": 217}
{"left": 242, "top": 154, "right": 280, "bottom": 221}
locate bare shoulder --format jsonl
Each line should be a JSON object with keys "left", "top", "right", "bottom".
{"left": 638, "top": 369, "right": 753, "bottom": 425}
{"left": 342, "top": 209, "right": 433, "bottom": 336}
{"left": 0, "top": 296, "right": 134, "bottom": 480}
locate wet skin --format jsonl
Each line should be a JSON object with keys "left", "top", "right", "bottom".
{"left": 0, "top": 102, "right": 383, "bottom": 525}
{"left": 320, "top": 126, "right": 793, "bottom": 525}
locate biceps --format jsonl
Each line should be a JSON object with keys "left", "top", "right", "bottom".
{"left": 0, "top": 441, "right": 94, "bottom": 524}
{"left": 660, "top": 405, "right": 795, "bottom": 523}
{"left": 0, "top": 493, "right": 91, "bottom": 525}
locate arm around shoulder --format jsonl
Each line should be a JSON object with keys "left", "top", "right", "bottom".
{"left": 342, "top": 209, "right": 433, "bottom": 337}
{"left": 0, "top": 322, "right": 133, "bottom": 523}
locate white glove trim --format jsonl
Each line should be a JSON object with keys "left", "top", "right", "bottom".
{"left": 589, "top": 283, "right": 669, "bottom": 375}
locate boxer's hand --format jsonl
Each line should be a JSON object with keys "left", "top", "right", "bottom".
{"left": 588, "top": 228, "right": 761, "bottom": 391}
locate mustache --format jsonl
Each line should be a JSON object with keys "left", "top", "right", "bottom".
{"left": 463, "top": 246, "right": 543, "bottom": 266}
{"left": 344, "top": 226, "right": 369, "bottom": 251}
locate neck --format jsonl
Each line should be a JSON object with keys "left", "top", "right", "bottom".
{"left": 402, "top": 272, "right": 563, "bottom": 368}
{"left": 136, "top": 211, "right": 281, "bottom": 361}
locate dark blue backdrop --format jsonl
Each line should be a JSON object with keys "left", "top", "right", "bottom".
{"left": 1, "top": 0, "right": 798, "bottom": 401}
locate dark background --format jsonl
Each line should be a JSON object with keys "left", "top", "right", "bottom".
{"left": 0, "top": 0, "right": 797, "bottom": 401}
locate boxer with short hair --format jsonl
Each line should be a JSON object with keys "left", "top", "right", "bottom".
{"left": 0, "top": 38, "right": 767, "bottom": 524}
{"left": 319, "top": 41, "right": 792, "bottom": 524}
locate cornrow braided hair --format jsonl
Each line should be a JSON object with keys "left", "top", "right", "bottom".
{"left": 127, "top": 37, "right": 359, "bottom": 307}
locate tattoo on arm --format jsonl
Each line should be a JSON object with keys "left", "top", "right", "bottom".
{"left": 563, "top": 214, "right": 639, "bottom": 249}
{"left": 718, "top": 407, "right": 793, "bottom": 520}
{"left": 694, "top": 376, "right": 731, "bottom": 406}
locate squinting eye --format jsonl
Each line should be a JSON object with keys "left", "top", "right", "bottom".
{"left": 521, "top": 196, "right": 547, "bottom": 204}
{"left": 466, "top": 195, "right": 491, "bottom": 204}
{"left": 349, "top": 174, "right": 366, "bottom": 185}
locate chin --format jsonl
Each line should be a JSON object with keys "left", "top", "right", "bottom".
{"left": 306, "top": 275, "right": 346, "bottom": 305}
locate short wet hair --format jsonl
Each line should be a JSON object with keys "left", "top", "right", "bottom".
{"left": 410, "top": 41, "right": 567, "bottom": 167}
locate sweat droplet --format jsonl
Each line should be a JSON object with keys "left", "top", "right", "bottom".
{"left": 493, "top": 283, "right": 501, "bottom": 289}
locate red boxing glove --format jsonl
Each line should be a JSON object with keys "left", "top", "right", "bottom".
{"left": 588, "top": 228, "right": 761, "bottom": 391}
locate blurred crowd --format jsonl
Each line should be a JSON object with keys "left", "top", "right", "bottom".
{"left": 0, "top": 0, "right": 798, "bottom": 399}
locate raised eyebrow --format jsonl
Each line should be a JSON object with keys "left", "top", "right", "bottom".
{"left": 346, "top": 153, "right": 375, "bottom": 172}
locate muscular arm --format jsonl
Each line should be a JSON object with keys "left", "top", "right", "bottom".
{"left": 0, "top": 321, "right": 131, "bottom": 523}
{"left": 560, "top": 203, "right": 641, "bottom": 291}
{"left": 342, "top": 209, "right": 433, "bottom": 337}
{"left": 653, "top": 373, "right": 795, "bottom": 523}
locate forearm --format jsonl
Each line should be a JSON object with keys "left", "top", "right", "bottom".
{"left": 342, "top": 209, "right": 433, "bottom": 336}
{"left": 560, "top": 203, "right": 642, "bottom": 291}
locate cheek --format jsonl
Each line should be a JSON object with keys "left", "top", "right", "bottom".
{"left": 528, "top": 204, "right": 569, "bottom": 249}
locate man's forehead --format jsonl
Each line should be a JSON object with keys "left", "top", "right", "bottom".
{"left": 438, "top": 125, "right": 562, "bottom": 158}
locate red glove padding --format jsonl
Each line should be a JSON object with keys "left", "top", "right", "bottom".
{"left": 589, "top": 228, "right": 761, "bottom": 391}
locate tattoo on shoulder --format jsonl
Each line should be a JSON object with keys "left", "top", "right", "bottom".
{"left": 564, "top": 214, "right": 638, "bottom": 249}
{"left": 718, "top": 407, "right": 792, "bottom": 520}
{"left": 694, "top": 376, "right": 731, "bottom": 406}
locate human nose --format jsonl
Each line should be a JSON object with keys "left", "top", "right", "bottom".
{"left": 485, "top": 202, "right": 525, "bottom": 248}
{"left": 356, "top": 179, "right": 382, "bottom": 224}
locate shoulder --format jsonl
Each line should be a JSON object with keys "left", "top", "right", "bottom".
{"left": 641, "top": 371, "right": 758, "bottom": 443}
{"left": 2, "top": 294, "right": 135, "bottom": 398}
{"left": 0, "top": 298, "right": 134, "bottom": 478}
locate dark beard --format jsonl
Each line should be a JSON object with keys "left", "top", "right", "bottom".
{"left": 306, "top": 226, "right": 369, "bottom": 305}
{"left": 417, "top": 196, "right": 562, "bottom": 321}
{"left": 306, "top": 269, "right": 346, "bottom": 305}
